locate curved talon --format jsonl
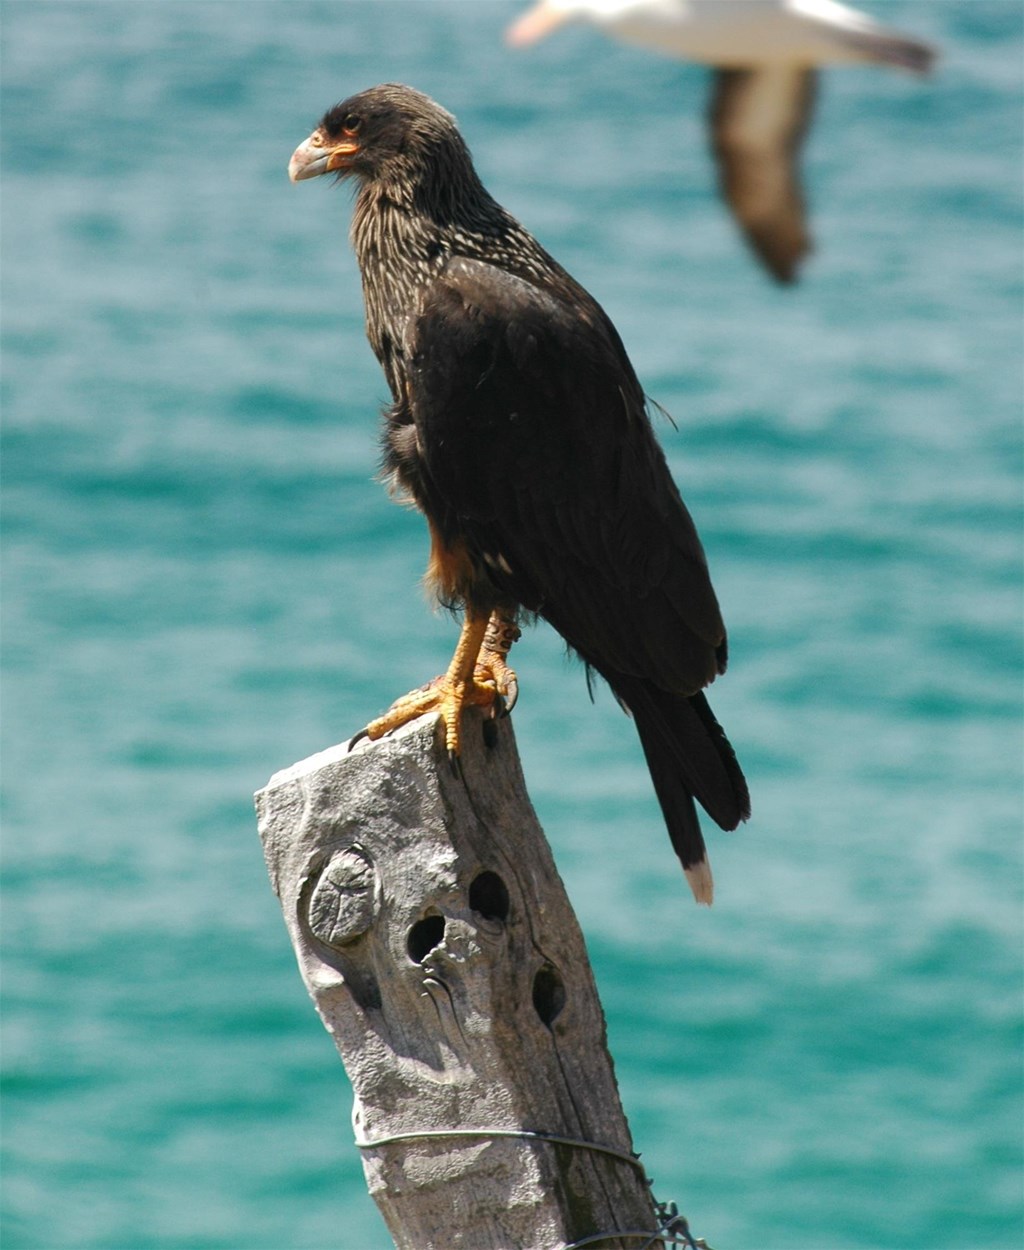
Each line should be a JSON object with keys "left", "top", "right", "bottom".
{"left": 502, "top": 676, "right": 518, "bottom": 715}
{"left": 348, "top": 727, "right": 371, "bottom": 749}
{"left": 480, "top": 611, "right": 520, "bottom": 718}
{"left": 474, "top": 660, "right": 517, "bottom": 716}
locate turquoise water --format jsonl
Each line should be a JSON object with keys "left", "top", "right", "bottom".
{"left": 2, "top": 2, "right": 1021, "bottom": 1247}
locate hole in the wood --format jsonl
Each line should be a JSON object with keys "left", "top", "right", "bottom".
{"left": 407, "top": 914, "right": 445, "bottom": 964}
{"left": 469, "top": 870, "right": 509, "bottom": 922}
{"left": 532, "top": 963, "right": 566, "bottom": 1027}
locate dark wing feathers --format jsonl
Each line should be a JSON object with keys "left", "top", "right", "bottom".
{"left": 405, "top": 257, "right": 725, "bottom": 695}
{"left": 709, "top": 66, "right": 817, "bottom": 284}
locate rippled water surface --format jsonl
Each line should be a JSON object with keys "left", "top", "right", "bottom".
{"left": 3, "top": 3, "right": 1021, "bottom": 1247}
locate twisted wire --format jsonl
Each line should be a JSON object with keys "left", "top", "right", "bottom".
{"left": 354, "top": 1128, "right": 711, "bottom": 1249}
{"left": 354, "top": 1126, "right": 645, "bottom": 1172}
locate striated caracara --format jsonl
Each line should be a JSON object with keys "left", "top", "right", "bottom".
{"left": 288, "top": 83, "right": 749, "bottom": 904}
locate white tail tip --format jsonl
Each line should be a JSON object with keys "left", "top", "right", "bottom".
{"left": 685, "top": 859, "right": 714, "bottom": 907}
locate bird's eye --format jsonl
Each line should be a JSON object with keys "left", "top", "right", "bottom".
{"left": 342, "top": 114, "right": 362, "bottom": 135}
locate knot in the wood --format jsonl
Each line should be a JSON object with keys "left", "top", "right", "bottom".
{"left": 307, "top": 846, "right": 376, "bottom": 948}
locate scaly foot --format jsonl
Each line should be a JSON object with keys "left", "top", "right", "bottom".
{"left": 478, "top": 611, "right": 521, "bottom": 715}
{"left": 360, "top": 668, "right": 500, "bottom": 763}
{"left": 351, "top": 610, "right": 521, "bottom": 769}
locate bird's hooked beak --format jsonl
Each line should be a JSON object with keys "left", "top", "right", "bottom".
{"left": 288, "top": 128, "right": 359, "bottom": 183}
{"left": 506, "top": 0, "right": 571, "bottom": 47}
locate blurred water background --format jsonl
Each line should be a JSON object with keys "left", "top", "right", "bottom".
{"left": 2, "top": 2, "right": 1021, "bottom": 1247}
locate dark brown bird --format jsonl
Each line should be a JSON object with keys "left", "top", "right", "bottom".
{"left": 288, "top": 83, "right": 749, "bottom": 903}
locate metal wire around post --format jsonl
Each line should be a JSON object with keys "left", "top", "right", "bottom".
{"left": 354, "top": 1126, "right": 713, "bottom": 1250}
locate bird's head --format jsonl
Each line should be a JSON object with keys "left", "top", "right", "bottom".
{"left": 288, "top": 83, "right": 469, "bottom": 191}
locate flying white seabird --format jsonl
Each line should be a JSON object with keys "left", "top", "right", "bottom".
{"left": 508, "top": 0, "right": 937, "bottom": 281}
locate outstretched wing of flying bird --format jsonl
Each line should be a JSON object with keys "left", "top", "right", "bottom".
{"left": 709, "top": 66, "right": 817, "bottom": 283}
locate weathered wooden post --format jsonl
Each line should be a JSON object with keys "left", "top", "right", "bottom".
{"left": 256, "top": 710, "right": 684, "bottom": 1249}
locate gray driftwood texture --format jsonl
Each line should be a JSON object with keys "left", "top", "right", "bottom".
{"left": 256, "top": 710, "right": 661, "bottom": 1250}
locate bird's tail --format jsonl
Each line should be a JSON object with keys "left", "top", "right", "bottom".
{"left": 612, "top": 676, "right": 750, "bottom": 906}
